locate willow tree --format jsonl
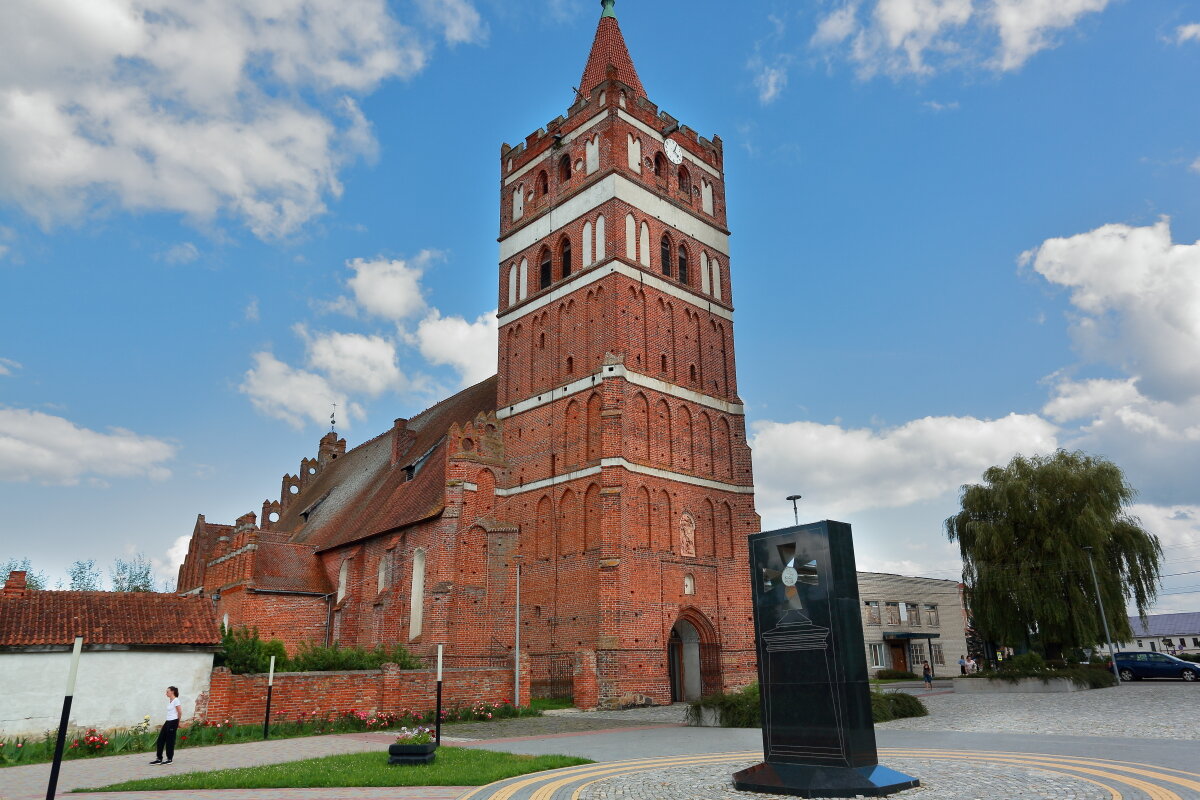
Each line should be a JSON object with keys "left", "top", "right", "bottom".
{"left": 945, "top": 450, "right": 1161, "bottom": 660}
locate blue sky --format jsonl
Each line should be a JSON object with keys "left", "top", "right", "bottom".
{"left": 2, "top": 0, "right": 1199, "bottom": 610}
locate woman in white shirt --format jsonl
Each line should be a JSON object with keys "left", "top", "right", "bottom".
{"left": 150, "top": 686, "right": 181, "bottom": 764}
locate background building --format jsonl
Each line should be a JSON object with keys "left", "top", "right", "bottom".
{"left": 1116, "top": 612, "right": 1200, "bottom": 655}
{"left": 857, "top": 571, "right": 969, "bottom": 675}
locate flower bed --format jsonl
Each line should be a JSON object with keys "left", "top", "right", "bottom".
{"left": 0, "top": 702, "right": 534, "bottom": 767}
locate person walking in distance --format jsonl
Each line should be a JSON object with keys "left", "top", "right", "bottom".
{"left": 958, "top": 654, "right": 968, "bottom": 675}
{"left": 921, "top": 661, "right": 933, "bottom": 691}
{"left": 150, "top": 687, "right": 181, "bottom": 765}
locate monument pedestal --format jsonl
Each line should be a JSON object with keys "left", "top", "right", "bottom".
{"left": 733, "top": 761, "right": 919, "bottom": 798}
{"left": 743, "top": 521, "right": 918, "bottom": 798}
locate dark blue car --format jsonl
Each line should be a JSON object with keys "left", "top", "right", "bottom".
{"left": 1111, "top": 651, "right": 1199, "bottom": 682}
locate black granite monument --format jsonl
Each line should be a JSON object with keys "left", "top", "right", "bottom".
{"left": 732, "top": 520, "right": 919, "bottom": 797}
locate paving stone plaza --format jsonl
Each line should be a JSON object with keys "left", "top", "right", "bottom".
{"left": 5, "top": 682, "right": 1196, "bottom": 800}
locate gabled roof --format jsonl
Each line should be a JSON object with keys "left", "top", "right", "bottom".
{"left": 1128, "top": 612, "right": 1200, "bottom": 637}
{"left": 278, "top": 375, "right": 499, "bottom": 553}
{"left": 0, "top": 591, "right": 220, "bottom": 647}
{"left": 579, "top": 0, "right": 645, "bottom": 101}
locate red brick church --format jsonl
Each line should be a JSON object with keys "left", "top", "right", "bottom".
{"left": 177, "top": 0, "right": 760, "bottom": 708}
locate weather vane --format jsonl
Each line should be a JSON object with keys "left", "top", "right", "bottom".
{"left": 330, "top": 403, "right": 337, "bottom": 432}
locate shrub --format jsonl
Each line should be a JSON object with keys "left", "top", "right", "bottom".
{"left": 871, "top": 691, "right": 928, "bottom": 722}
{"left": 1176, "top": 653, "right": 1200, "bottom": 663}
{"left": 215, "top": 627, "right": 286, "bottom": 675}
{"left": 874, "top": 669, "right": 918, "bottom": 680}
{"left": 288, "top": 642, "right": 420, "bottom": 672}
{"left": 686, "top": 683, "right": 927, "bottom": 727}
{"left": 1004, "top": 652, "right": 1046, "bottom": 672}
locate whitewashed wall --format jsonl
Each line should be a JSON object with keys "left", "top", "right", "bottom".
{"left": 0, "top": 649, "right": 214, "bottom": 736}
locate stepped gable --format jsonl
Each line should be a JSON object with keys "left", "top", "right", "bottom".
{"left": 251, "top": 541, "right": 332, "bottom": 593}
{"left": 279, "top": 375, "right": 499, "bottom": 553}
{"left": 0, "top": 588, "right": 220, "bottom": 647}
{"left": 578, "top": 0, "right": 645, "bottom": 100}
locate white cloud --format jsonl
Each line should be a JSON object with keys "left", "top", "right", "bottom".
{"left": 0, "top": 358, "right": 20, "bottom": 377}
{"left": 753, "top": 63, "right": 789, "bottom": 105}
{"left": 244, "top": 298, "right": 260, "bottom": 323}
{"left": 154, "top": 533, "right": 193, "bottom": 588}
{"left": 161, "top": 242, "right": 199, "bottom": 264}
{"left": 239, "top": 351, "right": 362, "bottom": 429}
{"left": 300, "top": 327, "right": 407, "bottom": 397}
{"left": 415, "top": 309, "right": 498, "bottom": 387}
{"left": 342, "top": 253, "right": 435, "bottom": 321}
{"left": 0, "top": 0, "right": 488, "bottom": 238}
{"left": 811, "top": 0, "right": 1110, "bottom": 77}
{"left": 0, "top": 226, "right": 13, "bottom": 260}
{"left": 0, "top": 408, "right": 175, "bottom": 484}
{"left": 1191, "top": 156, "right": 1200, "bottom": 175}
{"left": 923, "top": 100, "right": 960, "bottom": 112}
{"left": 415, "top": 0, "right": 488, "bottom": 45}
{"left": 989, "top": 0, "right": 1109, "bottom": 70}
{"left": 1042, "top": 377, "right": 1142, "bottom": 423}
{"left": 1023, "top": 218, "right": 1200, "bottom": 404}
{"left": 1130, "top": 504, "right": 1200, "bottom": 551}
{"left": 1176, "top": 23, "right": 1200, "bottom": 44}
{"left": 750, "top": 413, "right": 1059, "bottom": 517}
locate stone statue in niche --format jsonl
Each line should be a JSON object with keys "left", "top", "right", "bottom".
{"left": 679, "top": 512, "right": 696, "bottom": 557}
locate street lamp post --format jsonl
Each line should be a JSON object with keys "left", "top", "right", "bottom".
{"left": 786, "top": 495, "right": 802, "bottom": 526}
{"left": 1083, "top": 546, "right": 1122, "bottom": 685}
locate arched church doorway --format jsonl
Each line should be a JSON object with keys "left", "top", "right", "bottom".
{"left": 667, "top": 610, "right": 721, "bottom": 702}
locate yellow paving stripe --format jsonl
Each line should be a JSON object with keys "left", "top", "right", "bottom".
{"left": 457, "top": 751, "right": 759, "bottom": 800}
{"left": 464, "top": 747, "right": 1190, "bottom": 800}
{"left": 884, "top": 749, "right": 1200, "bottom": 793}
{"left": 884, "top": 751, "right": 1180, "bottom": 800}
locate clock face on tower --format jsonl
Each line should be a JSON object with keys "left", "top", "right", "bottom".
{"left": 664, "top": 138, "right": 683, "bottom": 165}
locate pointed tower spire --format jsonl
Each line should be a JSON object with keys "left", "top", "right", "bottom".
{"left": 578, "top": 0, "right": 645, "bottom": 101}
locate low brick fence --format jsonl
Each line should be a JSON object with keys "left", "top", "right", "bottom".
{"left": 196, "top": 661, "right": 530, "bottom": 724}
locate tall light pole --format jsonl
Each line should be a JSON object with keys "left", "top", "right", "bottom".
{"left": 786, "top": 495, "right": 802, "bottom": 526}
{"left": 1083, "top": 546, "right": 1122, "bottom": 685}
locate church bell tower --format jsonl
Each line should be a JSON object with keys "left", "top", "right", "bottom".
{"left": 494, "top": 0, "right": 759, "bottom": 707}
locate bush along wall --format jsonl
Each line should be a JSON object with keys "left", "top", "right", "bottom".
{"left": 959, "top": 652, "right": 1118, "bottom": 689}
{"left": 684, "top": 683, "right": 927, "bottom": 728}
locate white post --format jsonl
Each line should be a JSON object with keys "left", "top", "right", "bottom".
{"left": 436, "top": 644, "right": 443, "bottom": 682}
{"left": 65, "top": 636, "right": 83, "bottom": 695}
{"left": 268, "top": 655, "right": 276, "bottom": 686}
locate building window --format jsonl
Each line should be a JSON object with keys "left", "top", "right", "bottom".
{"left": 924, "top": 604, "right": 940, "bottom": 627}
{"left": 337, "top": 560, "right": 349, "bottom": 602}
{"left": 537, "top": 170, "right": 548, "bottom": 196}
{"left": 869, "top": 643, "right": 886, "bottom": 668}
{"left": 409, "top": 548, "right": 426, "bottom": 640}
{"left": 560, "top": 236, "right": 572, "bottom": 279}
{"left": 678, "top": 245, "right": 689, "bottom": 284}
{"left": 377, "top": 557, "right": 389, "bottom": 593}
{"left": 661, "top": 235, "right": 672, "bottom": 276}
{"left": 908, "top": 643, "right": 925, "bottom": 666}
{"left": 683, "top": 573, "right": 695, "bottom": 595}
{"left": 559, "top": 153, "right": 571, "bottom": 182}
{"left": 865, "top": 601, "right": 881, "bottom": 625}
{"left": 885, "top": 602, "right": 901, "bottom": 626}
{"left": 931, "top": 643, "right": 945, "bottom": 666}
{"left": 1137, "top": 640, "right": 1143, "bottom": 648}
{"left": 906, "top": 602, "right": 921, "bottom": 627}
{"left": 539, "top": 247, "right": 552, "bottom": 290}
{"left": 1193, "top": 638, "right": 1200, "bottom": 648}
{"left": 679, "top": 165, "right": 691, "bottom": 195}
{"left": 654, "top": 152, "right": 666, "bottom": 177}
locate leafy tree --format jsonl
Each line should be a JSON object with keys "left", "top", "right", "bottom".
{"left": 66, "top": 559, "right": 103, "bottom": 591}
{"left": 946, "top": 450, "right": 1162, "bottom": 661}
{"left": 110, "top": 554, "right": 155, "bottom": 592}
{"left": 215, "top": 626, "right": 287, "bottom": 674}
{"left": 1, "top": 557, "right": 48, "bottom": 590}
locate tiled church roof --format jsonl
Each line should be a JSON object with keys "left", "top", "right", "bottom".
{"left": 578, "top": 0, "right": 645, "bottom": 101}
{"left": 280, "top": 375, "right": 499, "bottom": 553}
{"left": 0, "top": 583, "right": 220, "bottom": 647}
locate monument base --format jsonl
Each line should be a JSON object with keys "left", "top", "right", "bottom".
{"left": 732, "top": 761, "right": 919, "bottom": 798}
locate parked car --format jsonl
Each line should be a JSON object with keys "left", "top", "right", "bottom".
{"left": 1109, "top": 651, "right": 1199, "bottom": 682}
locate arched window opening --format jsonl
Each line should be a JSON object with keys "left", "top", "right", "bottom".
{"left": 537, "top": 170, "right": 548, "bottom": 196}
{"left": 654, "top": 152, "right": 666, "bottom": 177}
{"left": 337, "top": 560, "right": 349, "bottom": 602}
{"left": 683, "top": 574, "right": 695, "bottom": 595}
{"left": 660, "top": 235, "right": 672, "bottom": 277}
{"left": 660, "top": 353, "right": 668, "bottom": 373}
{"left": 408, "top": 549, "right": 425, "bottom": 640}
{"left": 558, "top": 153, "right": 571, "bottom": 182}
{"left": 377, "top": 556, "right": 388, "bottom": 593}
{"left": 566, "top": 355, "right": 574, "bottom": 374}
{"left": 689, "top": 364, "right": 697, "bottom": 383}
{"left": 538, "top": 331, "right": 545, "bottom": 349}
{"left": 507, "top": 264, "right": 517, "bottom": 306}
{"left": 678, "top": 245, "right": 689, "bottom": 284}
{"left": 679, "top": 166, "right": 692, "bottom": 195}
{"left": 582, "top": 221, "right": 593, "bottom": 267}
{"left": 560, "top": 236, "right": 572, "bottom": 278}
{"left": 595, "top": 215, "right": 606, "bottom": 261}
{"left": 539, "top": 247, "right": 552, "bottom": 290}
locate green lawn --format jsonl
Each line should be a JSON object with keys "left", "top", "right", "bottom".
{"left": 529, "top": 697, "right": 575, "bottom": 712}
{"left": 74, "top": 748, "right": 591, "bottom": 792}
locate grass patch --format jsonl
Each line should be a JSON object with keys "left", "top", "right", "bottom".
{"left": 75, "top": 747, "right": 591, "bottom": 792}
{"left": 529, "top": 697, "right": 575, "bottom": 712}
{"left": 684, "top": 683, "right": 927, "bottom": 728}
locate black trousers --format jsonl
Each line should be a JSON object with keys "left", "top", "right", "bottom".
{"left": 155, "top": 719, "right": 179, "bottom": 760}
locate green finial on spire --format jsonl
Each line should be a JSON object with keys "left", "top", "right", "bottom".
{"left": 600, "top": 0, "right": 616, "bottom": 19}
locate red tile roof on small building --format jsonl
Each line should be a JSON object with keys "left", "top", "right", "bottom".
{"left": 0, "top": 579, "right": 221, "bottom": 648}
{"left": 578, "top": 0, "right": 645, "bottom": 101}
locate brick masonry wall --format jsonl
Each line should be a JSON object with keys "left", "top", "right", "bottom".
{"left": 200, "top": 662, "right": 529, "bottom": 725}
